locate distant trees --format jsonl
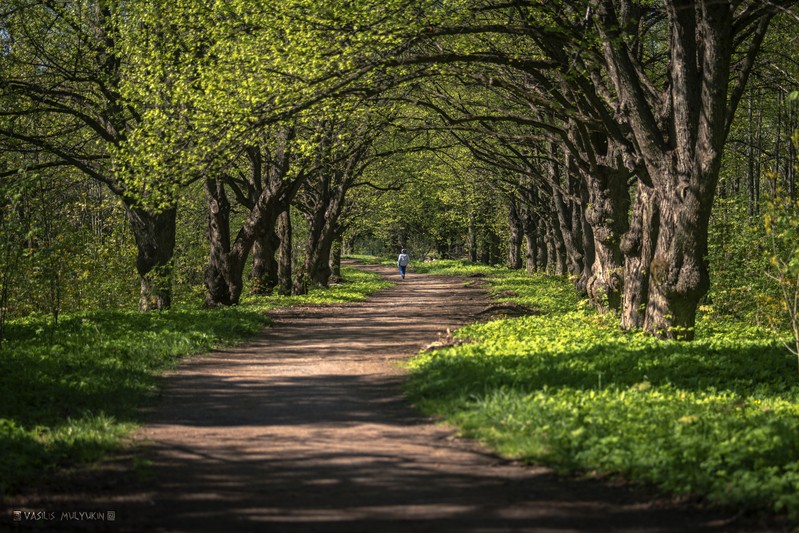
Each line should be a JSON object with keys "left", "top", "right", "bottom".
{"left": 1, "top": 0, "right": 797, "bottom": 343}
{"left": 377, "top": 0, "right": 796, "bottom": 339}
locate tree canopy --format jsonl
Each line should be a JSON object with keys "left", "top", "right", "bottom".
{"left": 1, "top": 0, "right": 798, "bottom": 340}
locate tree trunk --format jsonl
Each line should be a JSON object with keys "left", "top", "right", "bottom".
{"left": 643, "top": 171, "right": 714, "bottom": 340}
{"left": 312, "top": 227, "right": 337, "bottom": 285}
{"left": 549, "top": 207, "right": 567, "bottom": 276}
{"left": 583, "top": 165, "right": 629, "bottom": 312}
{"left": 294, "top": 181, "right": 349, "bottom": 294}
{"left": 203, "top": 178, "right": 237, "bottom": 307}
{"left": 276, "top": 209, "right": 293, "bottom": 296}
{"left": 204, "top": 177, "right": 288, "bottom": 307}
{"left": 620, "top": 183, "right": 658, "bottom": 329}
{"left": 329, "top": 234, "right": 343, "bottom": 282}
{"left": 468, "top": 214, "right": 478, "bottom": 262}
{"left": 125, "top": 203, "right": 176, "bottom": 311}
{"left": 293, "top": 201, "right": 326, "bottom": 295}
{"left": 490, "top": 230, "right": 501, "bottom": 265}
{"left": 522, "top": 203, "right": 538, "bottom": 274}
{"left": 250, "top": 228, "right": 280, "bottom": 295}
{"left": 507, "top": 197, "right": 524, "bottom": 269}
{"left": 593, "top": 0, "right": 774, "bottom": 338}
{"left": 536, "top": 221, "right": 548, "bottom": 272}
{"left": 578, "top": 202, "right": 595, "bottom": 297}
{"left": 552, "top": 188, "right": 582, "bottom": 277}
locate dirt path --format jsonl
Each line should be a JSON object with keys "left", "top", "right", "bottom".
{"left": 5, "top": 264, "right": 786, "bottom": 532}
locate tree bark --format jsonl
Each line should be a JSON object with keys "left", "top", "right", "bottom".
{"left": 293, "top": 175, "right": 350, "bottom": 294}
{"left": 507, "top": 196, "right": 524, "bottom": 269}
{"left": 548, "top": 205, "right": 568, "bottom": 276}
{"left": 250, "top": 228, "right": 280, "bottom": 295}
{"left": 276, "top": 209, "right": 293, "bottom": 296}
{"left": 329, "top": 234, "right": 343, "bottom": 282}
{"left": 576, "top": 177, "right": 594, "bottom": 296}
{"left": 583, "top": 164, "right": 629, "bottom": 312}
{"left": 521, "top": 201, "right": 538, "bottom": 274}
{"left": 203, "top": 177, "right": 237, "bottom": 307}
{"left": 293, "top": 197, "right": 327, "bottom": 295}
{"left": 536, "top": 221, "right": 548, "bottom": 272}
{"left": 552, "top": 188, "right": 582, "bottom": 277}
{"left": 643, "top": 172, "right": 714, "bottom": 339}
{"left": 204, "top": 174, "right": 299, "bottom": 306}
{"left": 620, "top": 183, "right": 658, "bottom": 329}
{"left": 594, "top": 0, "right": 774, "bottom": 338}
{"left": 125, "top": 203, "right": 176, "bottom": 311}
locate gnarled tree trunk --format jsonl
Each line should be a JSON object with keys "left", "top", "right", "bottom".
{"left": 250, "top": 227, "right": 280, "bottom": 295}
{"left": 204, "top": 175, "right": 299, "bottom": 306}
{"left": 594, "top": 0, "right": 775, "bottom": 338}
{"left": 643, "top": 171, "right": 714, "bottom": 339}
{"left": 293, "top": 173, "right": 350, "bottom": 294}
{"left": 552, "top": 188, "right": 583, "bottom": 278}
{"left": 125, "top": 204, "right": 176, "bottom": 311}
{"left": 583, "top": 164, "right": 629, "bottom": 312}
{"left": 620, "top": 183, "right": 658, "bottom": 330}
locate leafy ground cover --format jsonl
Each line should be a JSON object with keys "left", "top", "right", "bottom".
{"left": 0, "top": 265, "right": 390, "bottom": 494}
{"left": 404, "top": 261, "right": 799, "bottom": 522}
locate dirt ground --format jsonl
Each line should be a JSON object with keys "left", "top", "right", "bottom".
{"left": 3, "top": 263, "right": 791, "bottom": 532}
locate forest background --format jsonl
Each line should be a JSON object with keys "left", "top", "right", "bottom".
{"left": 2, "top": 0, "right": 799, "bottom": 523}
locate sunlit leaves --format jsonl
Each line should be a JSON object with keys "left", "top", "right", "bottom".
{"left": 112, "top": 0, "right": 457, "bottom": 207}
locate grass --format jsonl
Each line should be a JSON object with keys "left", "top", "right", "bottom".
{"left": 375, "top": 256, "right": 503, "bottom": 277}
{"left": 403, "top": 261, "right": 799, "bottom": 522}
{"left": 0, "top": 265, "right": 390, "bottom": 494}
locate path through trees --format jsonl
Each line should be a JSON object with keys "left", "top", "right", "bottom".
{"left": 6, "top": 264, "right": 780, "bottom": 532}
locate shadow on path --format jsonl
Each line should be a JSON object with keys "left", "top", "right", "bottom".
{"left": 3, "top": 264, "right": 787, "bottom": 532}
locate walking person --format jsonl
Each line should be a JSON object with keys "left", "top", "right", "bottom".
{"left": 397, "top": 249, "right": 410, "bottom": 279}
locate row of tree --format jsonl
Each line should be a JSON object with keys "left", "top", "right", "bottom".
{"left": 1, "top": 1, "right": 798, "bottom": 342}
{"left": 405, "top": 1, "right": 799, "bottom": 339}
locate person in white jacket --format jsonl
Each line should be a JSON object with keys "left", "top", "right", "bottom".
{"left": 397, "top": 249, "right": 410, "bottom": 279}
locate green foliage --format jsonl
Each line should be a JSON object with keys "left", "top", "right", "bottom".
{"left": 349, "top": 133, "right": 506, "bottom": 262}
{"left": 764, "top": 193, "right": 799, "bottom": 278}
{"left": 406, "top": 269, "right": 799, "bottom": 521}
{"left": 707, "top": 197, "right": 773, "bottom": 322}
{"left": 399, "top": 258, "right": 501, "bottom": 277}
{"left": 0, "top": 265, "right": 387, "bottom": 494}
{"left": 761, "top": 135, "right": 799, "bottom": 367}
{"left": 0, "top": 171, "right": 139, "bottom": 332}
{"left": 114, "top": 0, "right": 459, "bottom": 208}
{"left": 241, "top": 265, "right": 391, "bottom": 310}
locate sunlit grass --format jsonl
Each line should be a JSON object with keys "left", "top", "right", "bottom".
{"left": 405, "top": 261, "right": 799, "bottom": 522}
{"left": 374, "top": 256, "right": 502, "bottom": 277}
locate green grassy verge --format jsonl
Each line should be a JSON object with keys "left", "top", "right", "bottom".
{"left": 404, "top": 261, "right": 799, "bottom": 522}
{"left": 375, "top": 256, "right": 503, "bottom": 277}
{"left": 0, "top": 265, "right": 390, "bottom": 494}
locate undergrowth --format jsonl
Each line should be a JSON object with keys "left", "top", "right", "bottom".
{"left": 404, "top": 261, "right": 799, "bottom": 523}
{"left": 378, "top": 257, "right": 502, "bottom": 277}
{"left": 0, "top": 265, "right": 389, "bottom": 494}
